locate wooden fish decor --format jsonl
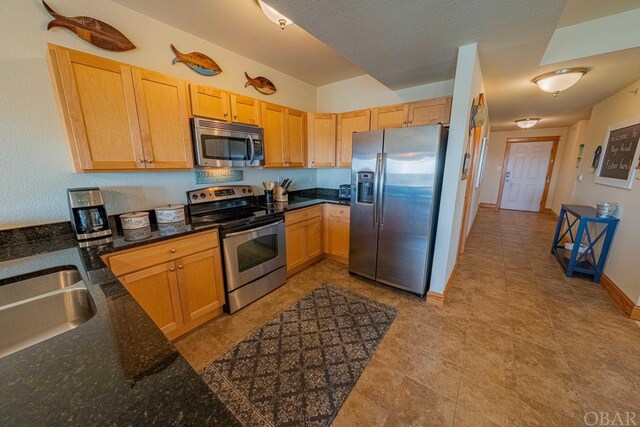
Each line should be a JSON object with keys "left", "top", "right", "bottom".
{"left": 42, "top": 1, "right": 135, "bottom": 51}
{"left": 171, "top": 45, "right": 222, "bottom": 76}
{"left": 244, "top": 72, "right": 277, "bottom": 95}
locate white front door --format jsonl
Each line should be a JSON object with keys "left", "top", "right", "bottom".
{"left": 500, "top": 141, "right": 553, "bottom": 212}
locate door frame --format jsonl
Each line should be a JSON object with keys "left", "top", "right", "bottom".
{"left": 496, "top": 136, "right": 560, "bottom": 212}
{"left": 458, "top": 94, "right": 485, "bottom": 254}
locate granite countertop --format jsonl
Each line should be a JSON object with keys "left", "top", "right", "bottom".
{"left": 0, "top": 191, "right": 347, "bottom": 424}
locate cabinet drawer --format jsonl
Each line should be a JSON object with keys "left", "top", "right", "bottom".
{"left": 108, "top": 230, "right": 219, "bottom": 277}
{"left": 327, "top": 204, "right": 350, "bottom": 220}
{"left": 285, "top": 205, "right": 323, "bottom": 226}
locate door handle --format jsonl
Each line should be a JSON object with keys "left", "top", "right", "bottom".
{"left": 379, "top": 153, "right": 388, "bottom": 226}
{"left": 224, "top": 220, "right": 284, "bottom": 238}
{"left": 248, "top": 134, "right": 255, "bottom": 163}
{"left": 373, "top": 153, "right": 381, "bottom": 228}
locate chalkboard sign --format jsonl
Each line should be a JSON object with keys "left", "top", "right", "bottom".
{"left": 595, "top": 119, "right": 640, "bottom": 189}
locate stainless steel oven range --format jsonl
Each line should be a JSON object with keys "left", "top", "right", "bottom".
{"left": 187, "top": 185, "right": 286, "bottom": 313}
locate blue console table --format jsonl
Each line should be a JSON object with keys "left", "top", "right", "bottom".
{"left": 551, "top": 204, "right": 619, "bottom": 282}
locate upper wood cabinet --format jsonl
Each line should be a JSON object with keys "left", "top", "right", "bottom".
{"left": 48, "top": 45, "right": 145, "bottom": 171}
{"left": 286, "top": 108, "right": 307, "bottom": 168}
{"left": 407, "top": 97, "right": 452, "bottom": 127}
{"left": 48, "top": 44, "right": 192, "bottom": 171}
{"left": 189, "top": 84, "right": 231, "bottom": 121}
{"left": 189, "top": 84, "right": 260, "bottom": 126}
{"left": 262, "top": 102, "right": 307, "bottom": 168}
{"left": 371, "top": 104, "right": 408, "bottom": 130}
{"left": 308, "top": 113, "right": 337, "bottom": 168}
{"left": 371, "top": 96, "right": 452, "bottom": 130}
{"left": 132, "top": 69, "right": 193, "bottom": 169}
{"left": 337, "top": 109, "right": 371, "bottom": 168}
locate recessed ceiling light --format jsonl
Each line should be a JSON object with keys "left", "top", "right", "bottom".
{"left": 532, "top": 68, "right": 588, "bottom": 96}
{"left": 515, "top": 118, "right": 541, "bottom": 129}
{"left": 258, "top": 0, "right": 293, "bottom": 29}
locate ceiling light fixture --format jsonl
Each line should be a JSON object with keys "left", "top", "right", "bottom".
{"left": 258, "top": 0, "right": 293, "bottom": 29}
{"left": 515, "top": 118, "right": 541, "bottom": 129}
{"left": 532, "top": 68, "right": 588, "bottom": 97}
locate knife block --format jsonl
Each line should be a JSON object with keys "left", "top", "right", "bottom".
{"left": 275, "top": 186, "right": 288, "bottom": 203}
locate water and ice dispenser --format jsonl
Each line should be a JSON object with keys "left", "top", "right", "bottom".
{"left": 356, "top": 171, "right": 375, "bottom": 204}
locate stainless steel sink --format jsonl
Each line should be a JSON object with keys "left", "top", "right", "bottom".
{"left": 0, "top": 268, "right": 96, "bottom": 358}
{"left": 0, "top": 268, "right": 82, "bottom": 307}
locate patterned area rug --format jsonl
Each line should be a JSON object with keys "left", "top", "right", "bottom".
{"left": 200, "top": 284, "right": 398, "bottom": 426}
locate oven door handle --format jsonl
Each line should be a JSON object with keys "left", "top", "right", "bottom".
{"left": 224, "top": 220, "right": 283, "bottom": 238}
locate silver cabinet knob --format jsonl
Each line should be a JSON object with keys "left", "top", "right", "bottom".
{"left": 233, "top": 115, "right": 238, "bottom": 119}
{"left": 146, "top": 159, "right": 153, "bottom": 164}
{"left": 224, "top": 112, "right": 228, "bottom": 117}
{"left": 170, "top": 248, "right": 176, "bottom": 253}
{"left": 169, "top": 267, "right": 175, "bottom": 272}
{"left": 138, "top": 159, "right": 144, "bottom": 163}
{"left": 178, "top": 265, "right": 184, "bottom": 269}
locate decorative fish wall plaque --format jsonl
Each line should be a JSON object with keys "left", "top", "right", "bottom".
{"left": 42, "top": 1, "right": 135, "bottom": 51}
{"left": 171, "top": 45, "right": 222, "bottom": 76}
{"left": 245, "top": 72, "right": 277, "bottom": 95}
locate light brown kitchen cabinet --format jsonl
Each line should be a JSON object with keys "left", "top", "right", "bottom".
{"left": 285, "top": 108, "right": 307, "bottom": 167}
{"left": 324, "top": 205, "right": 350, "bottom": 264}
{"left": 371, "top": 97, "right": 452, "bottom": 130}
{"left": 337, "top": 110, "right": 371, "bottom": 167}
{"left": 407, "top": 97, "right": 452, "bottom": 127}
{"left": 262, "top": 103, "right": 307, "bottom": 168}
{"left": 285, "top": 206, "right": 324, "bottom": 275}
{"left": 308, "top": 113, "right": 337, "bottom": 168}
{"left": 132, "top": 68, "right": 193, "bottom": 169}
{"left": 230, "top": 94, "right": 261, "bottom": 125}
{"left": 103, "top": 230, "right": 224, "bottom": 340}
{"left": 189, "top": 84, "right": 231, "bottom": 121}
{"left": 48, "top": 44, "right": 192, "bottom": 171}
{"left": 48, "top": 45, "right": 144, "bottom": 171}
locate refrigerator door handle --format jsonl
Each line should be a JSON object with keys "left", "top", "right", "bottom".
{"left": 378, "top": 153, "right": 388, "bottom": 226}
{"left": 373, "top": 153, "right": 381, "bottom": 228}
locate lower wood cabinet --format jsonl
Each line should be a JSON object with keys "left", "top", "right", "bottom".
{"left": 285, "top": 206, "right": 324, "bottom": 274}
{"left": 104, "top": 230, "right": 225, "bottom": 340}
{"left": 325, "top": 205, "right": 350, "bottom": 263}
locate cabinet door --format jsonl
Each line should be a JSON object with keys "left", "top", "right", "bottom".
{"left": 371, "top": 104, "right": 408, "bottom": 130}
{"left": 189, "top": 84, "right": 230, "bottom": 121}
{"left": 306, "top": 217, "right": 323, "bottom": 259}
{"left": 49, "top": 46, "right": 145, "bottom": 170}
{"left": 261, "top": 102, "right": 287, "bottom": 167}
{"left": 337, "top": 110, "right": 370, "bottom": 167}
{"left": 230, "top": 94, "right": 261, "bottom": 125}
{"left": 329, "top": 217, "right": 350, "bottom": 259}
{"left": 407, "top": 97, "right": 452, "bottom": 126}
{"left": 175, "top": 249, "right": 225, "bottom": 323}
{"left": 286, "top": 108, "right": 307, "bottom": 167}
{"left": 308, "top": 113, "right": 337, "bottom": 167}
{"left": 120, "top": 262, "right": 182, "bottom": 335}
{"left": 132, "top": 69, "right": 193, "bottom": 169}
{"left": 286, "top": 222, "right": 307, "bottom": 272}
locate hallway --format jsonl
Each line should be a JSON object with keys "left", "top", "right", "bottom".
{"left": 175, "top": 208, "right": 640, "bottom": 426}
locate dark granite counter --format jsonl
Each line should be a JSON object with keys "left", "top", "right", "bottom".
{"left": 0, "top": 190, "right": 347, "bottom": 424}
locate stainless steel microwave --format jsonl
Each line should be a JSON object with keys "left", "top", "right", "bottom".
{"left": 191, "top": 117, "right": 264, "bottom": 167}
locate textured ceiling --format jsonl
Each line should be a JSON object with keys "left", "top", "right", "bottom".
{"left": 111, "top": 0, "right": 365, "bottom": 86}
{"left": 556, "top": 0, "right": 640, "bottom": 27}
{"left": 266, "top": 0, "right": 566, "bottom": 90}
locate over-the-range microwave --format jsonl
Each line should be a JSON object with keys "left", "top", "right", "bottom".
{"left": 191, "top": 116, "right": 264, "bottom": 168}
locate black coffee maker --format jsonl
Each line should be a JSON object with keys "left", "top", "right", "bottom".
{"left": 67, "top": 188, "right": 112, "bottom": 242}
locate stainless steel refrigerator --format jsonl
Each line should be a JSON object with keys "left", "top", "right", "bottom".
{"left": 349, "top": 125, "right": 447, "bottom": 296}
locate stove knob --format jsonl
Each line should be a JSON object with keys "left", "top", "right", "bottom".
{"left": 242, "top": 188, "right": 247, "bottom": 193}
{"left": 200, "top": 192, "right": 206, "bottom": 198}
{"left": 191, "top": 194, "right": 198, "bottom": 200}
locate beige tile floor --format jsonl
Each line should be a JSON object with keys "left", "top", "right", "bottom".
{"left": 174, "top": 208, "right": 640, "bottom": 426}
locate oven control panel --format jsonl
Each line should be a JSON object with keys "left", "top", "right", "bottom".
{"left": 187, "top": 185, "right": 254, "bottom": 204}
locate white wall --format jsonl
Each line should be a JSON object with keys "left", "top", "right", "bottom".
{"left": 550, "top": 120, "right": 590, "bottom": 214}
{"left": 0, "top": 0, "right": 318, "bottom": 229}
{"left": 316, "top": 75, "right": 454, "bottom": 112}
{"left": 480, "top": 127, "right": 570, "bottom": 210}
{"left": 430, "top": 43, "right": 486, "bottom": 295}
{"left": 467, "top": 124, "right": 491, "bottom": 235}
{"left": 571, "top": 79, "right": 640, "bottom": 304}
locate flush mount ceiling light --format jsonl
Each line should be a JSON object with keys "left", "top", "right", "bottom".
{"left": 532, "top": 68, "right": 588, "bottom": 97}
{"left": 515, "top": 118, "right": 541, "bottom": 129}
{"left": 258, "top": 0, "right": 293, "bottom": 29}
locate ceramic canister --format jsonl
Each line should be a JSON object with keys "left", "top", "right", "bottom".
{"left": 157, "top": 220, "right": 188, "bottom": 236}
{"left": 120, "top": 212, "right": 150, "bottom": 230}
{"left": 154, "top": 204, "right": 186, "bottom": 224}
{"left": 123, "top": 226, "right": 152, "bottom": 241}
